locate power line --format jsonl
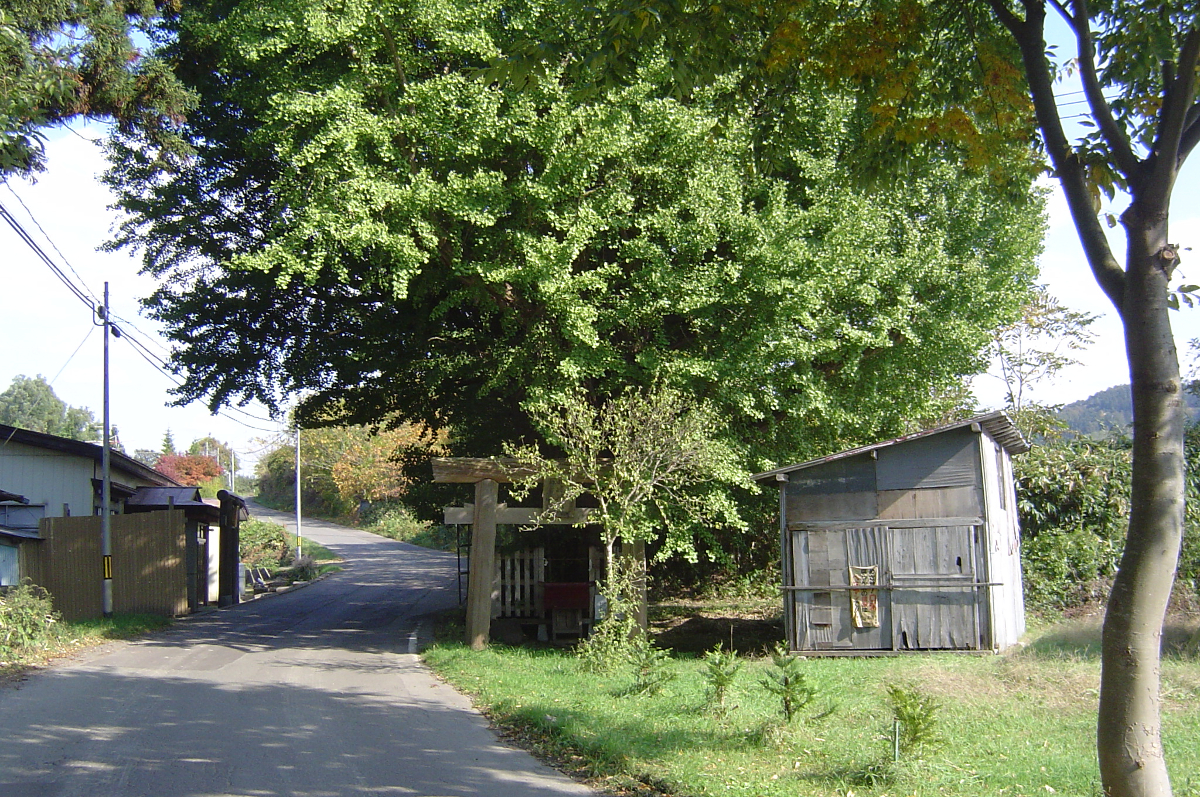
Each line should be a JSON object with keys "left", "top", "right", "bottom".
{"left": 2, "top": 184, "right": 99, "bottom": 304}
{"left": 0, "top": 201, "right": 95, "bottom": 310}
{"left": 119, "top": 338, "right": 280, "bottom": 434}
{"left": 50, "top": 325, "right": 95, "bottom": 386}
{"left": 110, "top": 311, "right": 173, "bottom": 356}
{"left": 117, "top": 330, "right": 281, "bottom": 433}
{"left": 0, "top": 186, "right": 283, "bottom": 439}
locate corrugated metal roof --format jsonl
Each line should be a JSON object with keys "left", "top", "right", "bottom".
{"left": 752, "top": 410, "right": 1030, "bottom": 483}
{"left": 0, "top": 525, "right": 42, "bottom": 540}
{"left": 126, "top": 486, "right": 207, "bottom": 507}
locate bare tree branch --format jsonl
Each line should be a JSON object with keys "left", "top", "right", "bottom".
{"left": 1064, "top": 0, "right": 1140, "bottom": 180}
{"left": 1179, "top": 104, "right": 1200, "bottom": 166}
{"left": 985, "top": 0, "right": 1022, "bottom": 30}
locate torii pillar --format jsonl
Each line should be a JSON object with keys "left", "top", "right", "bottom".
{"left": 466, "top": 478, "right": 499, "bottom": 650}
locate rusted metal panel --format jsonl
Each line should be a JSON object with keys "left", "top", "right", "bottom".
{"left": 786, "top": 490, "right": 878, "bottom": 522}
{"left": 785, "top": 454, "right": 876, "bottom": 495}
{"left": 876, "top": 429, "right": 981, "bottom": 491}
{"left": 876, "top": 486, "right": 982, "bottom": 520}
{"left": 890, "top": 525, "right": 979, "bottom": 650}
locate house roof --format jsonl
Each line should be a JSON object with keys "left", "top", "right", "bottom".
{"left": 0, "top": 424, "right": 179, "bottom": 487}
{"left": 0, "top": 488, "right": 28, "bottom": 504}
{"left": 0, "top": 525, "right": 42, "bottom": 541}
{"left": 126, "top": 486, "right": 207, "bottom": 508}
{"left": 752, "top": 411, "right": 1029, "bottom": 484}
{"left": 126, "top": 486, "right": 220, "bottom": 522}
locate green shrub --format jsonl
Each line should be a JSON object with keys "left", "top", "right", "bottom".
{"left": 0, "top": 582, "right": 59, "bottom": 657}
{"left": 360, "top": 503, "right": 458, "bottom": 550}
{"left": 624, "top": 640, "right": 676, "bottom": 697}
{"left": 240, "top": 518, "right": 292, "bottom": 568}
{"left": 364, "top": 504, "right": 428, "bottom": 540}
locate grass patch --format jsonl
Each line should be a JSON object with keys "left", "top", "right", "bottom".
{"left": 422, "top": 615, "right": 1200, "bottom": 797}
{"left": 289, "top": 533, "right": 338, "bottom": 563}
{"left": 1, "top": 612, "right": 170, "bottom": 679}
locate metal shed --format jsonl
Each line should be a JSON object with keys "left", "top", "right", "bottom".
{"left": 754, "top": 411, "right": 1029, "bottom": 655}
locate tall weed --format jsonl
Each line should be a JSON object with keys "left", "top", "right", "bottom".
{"left": 0, "top": 582, "right": 59, "bottom": 657}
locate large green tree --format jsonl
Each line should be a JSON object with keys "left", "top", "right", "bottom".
{"left": 0, "top": 374, "right": 99, "bottom": 440}
{"left": 0, "top": 0, "right": 192, "bottom": 176}
{"left": 108, "top": 0, "right": 1043, "bottom": 485}
{"left": 511, "top": 2, "right": 1197, "bottom": 793}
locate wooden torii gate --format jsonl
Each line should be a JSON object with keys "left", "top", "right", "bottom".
{"left": 432, "top": 457, "right": 592, "bottom": 650}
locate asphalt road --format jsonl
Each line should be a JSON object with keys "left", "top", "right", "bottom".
{"left": 0, "top": 504, "right": 595, "bottom": 797}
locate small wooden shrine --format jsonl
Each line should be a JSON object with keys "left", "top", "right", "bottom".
{"left": 433, "top": 457, "right": 644, "bottom": 650}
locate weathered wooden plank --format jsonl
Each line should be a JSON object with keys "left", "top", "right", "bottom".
{"left": 444, "top": 503, "right": 593, "bottom": 526}
{"left": 432, "top": 457, "right": 597, "bottom": 484}
{"left": 877, "top": 487, "right": 981, "bottom": 519}
{"left": 788, "top": 516, "right": 982, "bottom": 531}
{"left": 785, "top": 490, "right": 878, "bottom": 522}
{"left": 432, "top": 457, "right": 538, "bottom": 483}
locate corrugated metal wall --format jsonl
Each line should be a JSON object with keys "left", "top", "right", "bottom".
{"left": 28, "top": 510, "right": 188, "bottom": 621}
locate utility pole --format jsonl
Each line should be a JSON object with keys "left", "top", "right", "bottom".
{"left": 294, "top": 426, "right": 303, "bottom": 560}
{"left": 99, "top": 282, "right": 113, "bottom": 618}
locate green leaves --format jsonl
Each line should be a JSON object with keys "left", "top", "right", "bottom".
{"left": 0, "top": 1, "right": 193, "bottom": 176}
{"left": 108, "top": 0, "right": 1042, "bottom": 495}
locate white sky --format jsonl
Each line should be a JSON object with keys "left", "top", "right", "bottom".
{"left": 0, "top": 125, "right": 287, "bottom": 473}
{"left": 2, "top": 76, "right": 1199, "bottom": 472}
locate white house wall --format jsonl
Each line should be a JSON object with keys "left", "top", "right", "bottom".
{"left": 0, "top": 440, "right": 164, "bottom": 518}
{"left": 0, "top": 440, "right": 96, "bottom": 517}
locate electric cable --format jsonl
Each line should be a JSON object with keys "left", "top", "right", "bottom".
{"left": 2, "top": 184, "right": 99, "bottom": 304}
{"left": 49, "top": 325, "right": 96, "bottom": 386}
{"left": 0, "top": 202, "right": 95, "bottom": 309}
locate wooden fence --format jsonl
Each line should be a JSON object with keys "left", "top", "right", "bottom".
{"left": 492, "top": 548, "right": 544, "bottom": 619}
{"left": 27, "top": 510, "right": 188, "bottom": 621}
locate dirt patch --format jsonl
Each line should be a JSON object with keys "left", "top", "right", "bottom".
{"left": 650, "top": 612, "right": 784, "bottom": 655}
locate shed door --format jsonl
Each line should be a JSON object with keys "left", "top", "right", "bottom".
{"left": 889, "top": 524, "right": 982, "bottom": 650}
{"left": 790, "top": 527, "right": 891, "bottom": 651}
{"left": 0, "top": 543, "right": 17, "bottom": 586}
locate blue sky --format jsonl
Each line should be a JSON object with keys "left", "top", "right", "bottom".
{"left": 2, "top": 68, "right": 1198, "bottom": 469}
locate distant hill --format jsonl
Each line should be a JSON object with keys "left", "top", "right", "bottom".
{"left": 1056, "top": 384, "right": 1200, "bottom": 437}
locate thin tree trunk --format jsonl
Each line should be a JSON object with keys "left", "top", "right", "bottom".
{"left": 1098, "top": 209, "right": 1184, "bottom": 797}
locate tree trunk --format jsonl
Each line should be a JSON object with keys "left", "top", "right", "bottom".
{"left": 1098, "top": 209, "right": 1184, "bottom": 797}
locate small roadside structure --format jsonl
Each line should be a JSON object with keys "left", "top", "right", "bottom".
{"left": 754, "top": 411, "right": 1029, "bottom": 655}
{"left": 433, "top": 457, "right": 619, "bottom": 650}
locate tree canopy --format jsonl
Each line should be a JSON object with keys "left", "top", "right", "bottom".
{"left": 501, "top": 2, "right": 1198, "bottom": 794}
{"left": 0, "top": 0, "right": 193, "bottom": 176}
{"left": 108, "top": 0, "right": 1044, "bottom": 479}
{"left": 0, "top": 374, "right": 99, "bottom": 441}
